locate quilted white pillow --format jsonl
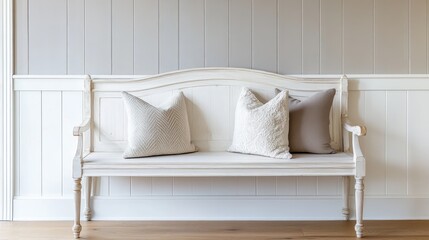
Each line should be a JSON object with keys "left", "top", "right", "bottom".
{"left": 228, "top": 88, "right": 292, "bottom": 159}
{"left": 122, "top": 91, "right": 197, "bottom": 158}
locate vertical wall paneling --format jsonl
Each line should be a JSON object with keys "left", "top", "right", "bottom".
{"left": 276, "top": 177, "right": 297, "bottom": 195}
{"left": 0, "top": 1, "right": 2, "bottom": 200}
{"left": 67, "top": 0, "right": 85, "bottom": 74}
{"left": 228, "top": 0, "right": 251, "bottom": 68}
{"left": 41, "top": 92, "right": 62, "bottom": 196}
{"left": 11, "top": 0, "right": 429, "bottom": 220}
{"left": 364, "top": 91, "right": 387, "bottom": 195}
{"left": 375, "top": 0, "right": 409, "bottom": 74}
{"left": 385, "top": 91, "right": 407, "bottom": 195}
{"left": 173, "top": 178, "right": 195, "bottom": 195}
{"left": 348, "top": 91, "right": 365, "bottom": 128}
{"left": 409, "top": 0, "right": 427, "bottom": 73}
{"left": 256, "top": 177, "right": 276, "bottom": 196}
{"left": 19, "top": 92, "right": 42, "bottom": 196}
{"left": 14, "top": 93, "right": 21, "bottom": 196}
{"left": 320, "top": 0, "right": 342, "bottom": 74}
{"left": 96, "top": 177, "right": 110, "bottom": 196}
{"left": 205, "top": 0, "right": 228, "bottom": 67}
{"left": 179, "top": 0, "right": 204, "bottom": 69}
{"left": 15, "top": 0, "right": 28, "bottom": 74}
{"left": 408, "top": 92, "right": 429, "bottom": 195}
{"left": 297, "top": 177, "right": 317, "bottom": 196}
{"left": 427, "top": 0, "right": 429, "bottom": 73}
{"left": 212, "top": 177, "right": 255, "bottom": 196}
{"left": 150, "top": 177, "right": 173, "bottom": 195}
{"left": 28, "top": 0, "right": 67, "bottom": 74}
{"left": 14, "top": 0, "right": 429, "bottom": 74}
{"left": 317, "top": 177, "right": 339, "bottom": 196}
{"left": 207, "top": 86, "right": 230, "bottom": 140}
{"left": 85, "top": 0, "right": 112, "bottom": 74}
{"left": 130, "top": 177, "right": 152, "bottom": 196}
{"left": 189, "top": 87, "right": 208, "bottom": 141}
{"left": 0, "top": 0, "right": 2, "bottom": 76}
{"left": 343, "top": 0, "right": 374, "bottom": 74}
{"left": 112, "top": 0, "right": 134, "bottom": 74}
{"left": 109, "top": 177, "right": 131, "bottom": 196}
{"left": 159, "top": 0, "right": 178, "bottom": 72}
{"left": 302, "top": 0, "right": 320, "bottom": 73}
{"left": 278, "top": 0, "right": 302, "bottom": 74}
{"left": 62, "top": 92, "right": 82, "bottom": 196}
{"left": 252, "top": 0, "right": 277, "bottom": 72}
{"left": 134, "top": 0, "right": 159, "bottom": 74}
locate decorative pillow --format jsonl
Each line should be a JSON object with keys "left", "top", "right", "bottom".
{"left": 288, "top": 89, "right": 336, "bottom": 153}
{"left": 122, "top": 91, "right": 197, "bottom": 158}
{"left": 228, "top": 88, "right": 292, "bottom": 159}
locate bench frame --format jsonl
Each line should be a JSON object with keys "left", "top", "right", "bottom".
{"left": 71, "top": 68, "right": 366, "bottom": 238}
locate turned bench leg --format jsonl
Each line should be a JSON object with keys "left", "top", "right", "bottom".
{"left": 84, "top": 177, "right": 93, "bottom": 221}
{"left": 342, "top": 176, "right": 350, "bottom": 220}
{"left": 73, "top": 178, "right": 82, "bottom": 239}
{"left": 355, "top": 177, "right": 364, "bottom": 238}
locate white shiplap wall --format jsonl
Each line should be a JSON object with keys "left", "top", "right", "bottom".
{"left": 13, "top": 0, "right": 429, "bottom": 75}
{"left": 12, "top": 75, "right": 429, "bottom": 220}
{"left": 10, "top": 0, "right": 429, "bottom": 219}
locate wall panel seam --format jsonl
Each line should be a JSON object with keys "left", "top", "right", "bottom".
{"left": 373, "top": 0, "right": 376, "bottom": 73}
{"left": 66, "top": 0, "right": 68, "bottom": 74}
{"left": 60, "top": 92, "right": 63, "bottom": 196}
{"left": 409, "top": 0, "right": 411, "bottom": 74}
{"left": 40, "top": 91, "right": 43, "bottom": 196}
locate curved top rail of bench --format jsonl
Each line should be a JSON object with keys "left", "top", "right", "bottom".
{"left": 90, "top": 67, "right": 345, "bottom": 93}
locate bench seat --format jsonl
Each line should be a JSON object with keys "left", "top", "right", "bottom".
{"left": 71, "top": 68, "right": 367, "bottom": 239}
{"left": 82, "top": 152, "right": 355, "bottom": 177}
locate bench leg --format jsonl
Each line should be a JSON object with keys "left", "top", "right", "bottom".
{"left": 84, "top": 177, "right": 93, "bottom": 221}
{"left": 342, "top": 176, "right": 350, "bottom": 220}
{"left": 73, "top": 178, "right": 82, "bottom": 239}
{"left": 354, "top": 177, "right": 364, "bottom": 238}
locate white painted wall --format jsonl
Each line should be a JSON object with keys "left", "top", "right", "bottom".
{"left": 12, "top": 75, "right": 429, "bottom": 220}
{"left": 11, "top": 0, "right": 429, "bottom": 220}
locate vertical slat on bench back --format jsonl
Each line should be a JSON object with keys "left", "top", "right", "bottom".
{"left": 90, "top": 68, "right": 345, "bottom": 153}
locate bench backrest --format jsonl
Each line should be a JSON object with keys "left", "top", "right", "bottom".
{"left": 86, "top": 68, "right": 347, "bottom": 152}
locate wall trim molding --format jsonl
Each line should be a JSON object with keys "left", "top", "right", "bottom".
{"left": 13, "top": 73, "right": 429, "bottom": 91}
{"left": 13, "top": 196, "right": 429, "bottom": 221}
{"left": 2, "top": 0, "right": 13, "bottom": 221}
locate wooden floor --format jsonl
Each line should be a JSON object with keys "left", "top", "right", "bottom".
{"left": 1, "top": 220, "right": 429, "bottom": 240}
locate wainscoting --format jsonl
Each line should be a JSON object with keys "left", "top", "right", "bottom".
{"left": 12, "top": 74, "right": 429, "bottom": 220}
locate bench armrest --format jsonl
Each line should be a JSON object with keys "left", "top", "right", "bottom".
{"left": 343, "top": 119, "right": 366, "bottom": 178}
{"left": 73, "top": 118, "right": 91, "bottom": 136}
{"left": 344, "top": 121, "right": 367, "bottom": 137}
{"left": 72, "top": 118, "right": 91, "bottom": 178}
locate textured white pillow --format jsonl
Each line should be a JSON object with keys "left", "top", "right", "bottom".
{"left": 122, "top": 91, "right": 197, "bottom": 158}
{"left": 228, "top": 88, "right": 292, "bottom": 159}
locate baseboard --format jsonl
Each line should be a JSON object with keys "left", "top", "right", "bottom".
{"left": 12, "top": 196, "right": 429, "bottom": 221}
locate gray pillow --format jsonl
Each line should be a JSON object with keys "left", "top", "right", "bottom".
{"left": 288, "top": 89, "right": 336, "bottom": 153}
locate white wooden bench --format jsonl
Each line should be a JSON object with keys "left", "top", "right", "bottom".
{"left": 72, "top": 68, "right": 366, "bottom": 238}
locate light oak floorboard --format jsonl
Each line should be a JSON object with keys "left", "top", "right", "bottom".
{"left": 1, "top": 221, "right": 429, "bottom": 240}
